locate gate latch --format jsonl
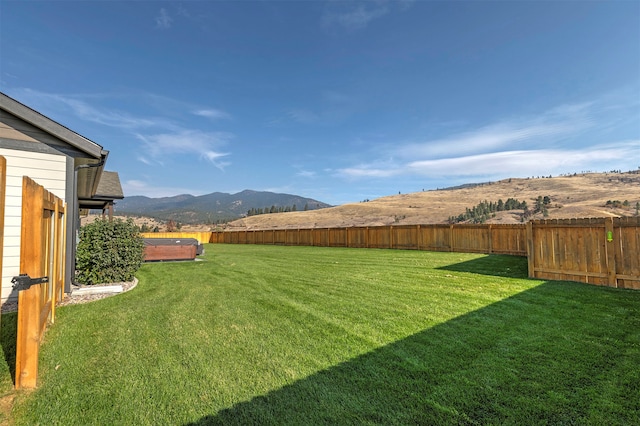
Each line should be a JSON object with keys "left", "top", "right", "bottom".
{"left": 11, "top": 274, "right": 49, "bottom": 291}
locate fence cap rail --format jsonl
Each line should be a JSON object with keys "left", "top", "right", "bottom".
{"left": 531, "top": 216, "right": 640, "bottom": 226}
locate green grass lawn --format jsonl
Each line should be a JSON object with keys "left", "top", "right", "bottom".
{"left": 2, "top": 244, "right": 639, "bottom": 425}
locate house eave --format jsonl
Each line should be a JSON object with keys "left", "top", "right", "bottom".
{"left": 0, "top": 92, "right": 104, "bottom": 159}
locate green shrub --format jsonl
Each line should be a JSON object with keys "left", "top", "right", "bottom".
{"left": 75, "top": 218, "right": 145, "bottom": 285}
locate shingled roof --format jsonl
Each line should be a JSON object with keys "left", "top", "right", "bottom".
{"left": 95, "top": 171, "right": 124, "bottom": 199}
{"left": 78, "top": 170, "right": 124, "bottom": 211}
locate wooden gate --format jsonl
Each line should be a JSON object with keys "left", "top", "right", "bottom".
{"left": 15, "top": 176, "right": 66, "bottom": 389}
{"left": 526, "top": 217, "right": 640, "bottom": 289}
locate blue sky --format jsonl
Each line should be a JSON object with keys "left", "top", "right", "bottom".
{"left": 1, "top": 1, "right": 639, "bottom": 205}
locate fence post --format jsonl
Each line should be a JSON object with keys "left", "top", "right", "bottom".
{"left": 16, "top": 286, "right": 41, "bottom": 389}
{"left": 449, "top": 224, "right": 454, "bottom": 252}
{"left": 604, "top": 217, "right": 617, "bottom": 287}
{"left": 488, "top": 224, "right": 493, "bottom": 254}
{"left": 526, "top": 221, "right": 535, "bottom": 278}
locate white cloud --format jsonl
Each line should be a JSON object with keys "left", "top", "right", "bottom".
{"left": 136, "top": 130, "right": 232, "bottom": 170}
{"left": 322, "top": 90, "right": 351, "bottom": 104}
{"left": 62, "top": 98, "right": 164, "bottom": 129}
{"left": 122, "top": 179, "right": 205, "bottom": 198}
{"left": 406, "top": 142, "right": 639, "bottom": 177}
{"left": 201, "top": 151, "right": 231, "bottom": 170}
{"left": 8, "top": 88, "right": 235, "bottom": 170}
{"left": 155, "top": 8, "right": 173, "bottom": 29}
{"left": 9, "top": 88, "right": 172, "bottom": 130}
{"left": 336, "top": 97, "right": 640, "bottom": 182}
{"left": 193, "top": 109, "right": 231, "bottom": 120}
{"left": 296, "top": 170, "right": 317, "bottom": 178}
{"left": 337, "top": 141, "right": 640, "bottom": 180}
{"left": 323, "top": 4, "right": 389, "bottom": 31}
{"left": 287, "top": 109, "right": 320, "bottom": 124}
{"left": 337, "top": 167, "right": 399, "bottom": 178}
{"left": 322, "top": 0, "right": 413, "bottom": 31}
{"left": 398, "top": 102, "right": 593, "bottom": 160}
{"left": 136, "top": 156, "right": 153, "bottom": 166}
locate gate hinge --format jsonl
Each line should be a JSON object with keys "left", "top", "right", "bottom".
{"left": 11, "top": 274, "right": 49, "bottom": 291}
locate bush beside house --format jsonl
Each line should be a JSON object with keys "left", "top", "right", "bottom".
{"left": 76, "top": 218, "right": 144, "bottom": 285}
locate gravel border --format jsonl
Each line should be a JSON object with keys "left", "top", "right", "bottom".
{"left": 1, "top": 278, "right": 138, "bottom": 313}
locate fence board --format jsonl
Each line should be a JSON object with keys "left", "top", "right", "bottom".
{"left": 616, "top": 217, "right": 640, "bottom": 289}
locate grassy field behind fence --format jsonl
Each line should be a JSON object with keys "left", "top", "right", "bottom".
{"left": 3, "top": 244, "right": 640, "bottom": 424}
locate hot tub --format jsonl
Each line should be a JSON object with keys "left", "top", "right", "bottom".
{"left": 143, "top": 238, "right": 204, "bottom": 262}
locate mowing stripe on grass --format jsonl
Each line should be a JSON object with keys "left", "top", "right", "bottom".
{"left": 4, "top": 245, "right": 639, "bottom": 425}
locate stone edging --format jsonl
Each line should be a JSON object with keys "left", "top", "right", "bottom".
{"left": 1, "top": 278, "right": 138, "bottom": 313}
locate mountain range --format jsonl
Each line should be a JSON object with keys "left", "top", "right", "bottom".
{"left": 115, "top": 190, "right": 332, "bottom": 224}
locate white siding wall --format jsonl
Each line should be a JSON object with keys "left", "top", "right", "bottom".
{"left": 0, "top": 148, "right": 67, "bottom": 304}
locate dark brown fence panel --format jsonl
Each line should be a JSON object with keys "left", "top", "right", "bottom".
{"left": 491, "top": 224, "right": 527, "bottom": 255}
{"left": 260, "top": 230, "right": 272, "bottom": 244}
{"left": 245, "top": 230, "right": 255, "bottom": 244}
{"left": 236, "top": 230, "right": 249, "bottom": 245}
{"left": 295, "top": 228, "right": 310, "bottom": 246}
{"left": 368, "top": 226, "right": 391, "bottom": 249}
{"left": 418, "top": 225, "right": 451, "bottom": 252}
{"left": 313, "top": 228, "right": 329, "bottom": 247}
{"left": 329, "top": 228, "right": 348, "bottom": 247}
{"left": 283, "top": 230, "right": 295, "bottom": 245}
{"left": 393, "top": 225, "right": 420, "bottom": 250}
{"left": 452, "top": 225, "right": 491, "bottom": 253}
{"left": 347, "top": 227, "right": 369, "bottom": 248}
{"left": 209, "top": 232, "right": 221, "bottom": 243}
{"left": 272, "top": 229, "right": 285, "bottom": 245}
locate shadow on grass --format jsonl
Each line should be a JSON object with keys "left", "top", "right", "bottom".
{"left": 0, "top": 312, "right": 17, "bottom": 387}
{"left": 438, "top": 254, "right": 529, "bottom": 278}
{"left": 186, "top": 280, "right": 639, "bottom": 425}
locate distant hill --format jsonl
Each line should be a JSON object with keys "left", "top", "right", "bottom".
{"left": 224, "top": 171, "right": 640, "bottom": 230}
{"left": 115, "top": 190, "right": 331, "bottom": 224}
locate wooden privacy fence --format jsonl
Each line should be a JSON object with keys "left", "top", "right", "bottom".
{"left": 527, "top": 217, "right": 640, "bottom": 289}
{"left": 14, "top": 177, "right": 66, "bottom": 388}
{"left": 206, "top": 220, "right": 640, "bottom": 289}
{"left": 143, "top": 219, "right": 639, "bottom": 289}
{"left": 209, "top": 224, "right": 528, "bottom": 256}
